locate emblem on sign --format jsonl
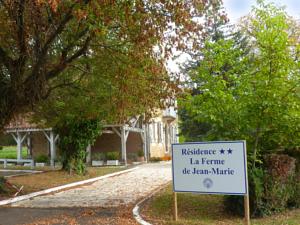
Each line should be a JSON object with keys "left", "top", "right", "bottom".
{"left": 203, "top": 178, "right": 213, "bottom": 189}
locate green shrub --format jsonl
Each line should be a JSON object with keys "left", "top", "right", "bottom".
{"left": 35, "top": 154, "right": 49, "bottom": 163}
{"left": 138, "top": 150, "right": 144, "bottom": 157}
{"left": 225, "top": 154, "right": 298, "bottom": 217}
{"left": 288, "top": 175, "right": 300, "bottom": 208}
{"left": 0, "top": 134, "right": 15, "bottom": 146}
{"left": 56, "top": 117, "right": 102, "bottom": 175}
{"left": 285, "top": 148, "right": 300, "bottom": 208}
{"left": 128, "top": 152, "right": 138, "bottom": 161}
{"left": 92, "top": 152, "right": 106, "bottom": 161}
{"left": 106, "top": 151, "right": 119, "bottom": 160}
{"left": 224, "top": 167, "right": 265, "bottom": 217}
{"left": 285, "top": 147, "right": 300, "bottom": 172}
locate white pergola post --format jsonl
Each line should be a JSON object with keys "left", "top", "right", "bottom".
{"left": 43, "top": 130, "right": 59, "bottom": 167}
{"left": 121, "top": 126, "right": 127, "bottom": 166}
{"left": 27, "top": 134, "right": 31, "bottom": 157}
{"left": 11, "top": 132, "right": 27, "bottom": 161}
{"left": 86, "top": 144, "right": 92, "bottom": 164}
{"left": 140, "top": 125, "right": 148, "bottom": 162}
{"left": 111, "top": 126, "right": 128, "bottom": 166}
{"left": 166, "top": 124, "right": 170, "bottom": 153}
{"left": 146, "top": 124, "right": 151, "bottom": 160}
{"left": 17, "top": 133, "right": 22, "bottom": 160}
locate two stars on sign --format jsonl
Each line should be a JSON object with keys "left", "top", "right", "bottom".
{"left": 220, "top": 148, "right": 233, "bottom": 154}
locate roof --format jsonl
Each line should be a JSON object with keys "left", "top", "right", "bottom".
{"left": 4, "top": 115, "right": 51, "bottom": 133}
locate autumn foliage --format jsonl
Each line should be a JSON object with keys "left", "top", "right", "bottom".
{"left": 0, "top": 0, "right": 225, "bottom": 129}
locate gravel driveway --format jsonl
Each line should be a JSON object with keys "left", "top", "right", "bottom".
{"left": 11, "top": 162, "right": 172, "bottom": 208}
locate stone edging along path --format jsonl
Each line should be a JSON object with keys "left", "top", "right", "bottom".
{"left": 0, "top": 167, "right": 138, "bottom": 206}
{"left": 133, "top": 181, "right": 171, "bottom": 225}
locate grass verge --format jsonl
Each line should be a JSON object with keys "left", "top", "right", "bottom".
{"left": 141, "top": 184, "right": 300, "bottom": 225}
{"left": 0, "top": 166, "right": 127, "bottom": 200}
{"left": 0, "top": 146, "right": 27, "bottom": 159}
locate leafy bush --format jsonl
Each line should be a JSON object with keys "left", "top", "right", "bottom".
{"left": 137, "top": 150, "right": 144, "bottom": 157}
{"left": 0, "top": 134, "right": 15, "bottom": 146}
{"left": 289, "top": 176, "right": 300, "bottom": 208}
{"left": 285, "top": 149, "right": 300, "bottom": 208}
{"left": 128, "top": 152, "right": 138, "bottom": 162}
{"left": 106, "top": 151, "right": 119, "bottom": 160}
{"left": 225, "top": 154, "right": 298, "bottom": 217}
{"left": 285, "top": 147, "right": 300, "bottom": 172}
{"left": 92, "top": 152, "right": 106, "bottom": 161}
{"left": 263, "top": 154, "right": 297, "bottom": 213}
{"left": 224, "top": 167, "right": 265, "bottom": 217}
{"left": 34, "top": 154, "right": 49, "bottom": 163}
{"left": 56, "top": 117, "right": 102, "bottom": 175}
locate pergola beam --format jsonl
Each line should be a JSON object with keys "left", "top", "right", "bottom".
{"left": 6, "top": 128, "right": 52, "bottom": 133}
{"left": 112, "top": 127, "right": 121, "bottom": 137}
{"left": 123, "top": 127, "right": 144, "bottom": 133}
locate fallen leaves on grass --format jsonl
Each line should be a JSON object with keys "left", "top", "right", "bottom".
{"left": 22, "top": 206, "right": 138, "bottom": 225}
{"left": 1, "top": 167, "right": 125, "bottom": 200}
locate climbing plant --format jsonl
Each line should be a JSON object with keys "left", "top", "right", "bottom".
{"left": 55, "top": 117, "right": 102, "bottom": 175}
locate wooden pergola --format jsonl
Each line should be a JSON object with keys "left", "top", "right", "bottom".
{"left": 4, "top": 116, "right": 59, "bottom": 167}
{"left": 5, "top": 115, "right": 149, "bottom": 167}
{"left": 86, "top": 116, "right": 149, "bottom": 166}
{"left": 5, "top": 127, "right": 59, "bottom": 167}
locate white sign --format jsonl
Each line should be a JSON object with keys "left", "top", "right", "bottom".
{"left": 172, "top": 141, "right": 248, "bottom": 195}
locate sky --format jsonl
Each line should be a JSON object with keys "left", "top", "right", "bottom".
{"left": 168, "top": 0, "right": 300, "bottom": 72}
{"left": 223, "top": 0, "right": 300, "bottom": 23}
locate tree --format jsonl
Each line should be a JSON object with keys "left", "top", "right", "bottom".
{"left": 181, "top": 0, "right": 300, "bottom": 166}
{"left": 32, "top": 37, "right": 177, "bottom": 174}
{"left": 179, "top": 28, "right": 250, "bottom": 142}
{"left": 0, "top": 0, "right": 225, "bottom": 130}
{"left": 181, "top": 0, "right": 300, "bottom": 216}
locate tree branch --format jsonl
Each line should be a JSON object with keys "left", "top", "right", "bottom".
{"left": 46, "top": 36, "right": 92, "bottom": 80}
{"left": 16, "top": 0, "right": 27, "bottom": 75}
{"left": 30, "top": 5, "right": 75, "bottom": 79}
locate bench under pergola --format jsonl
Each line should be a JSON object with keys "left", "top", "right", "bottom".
{"left": 4, "top": 116, "right": 58, "bottom": 167}
{"left": 5, "top": 127, "right": 58, "bottom": 167}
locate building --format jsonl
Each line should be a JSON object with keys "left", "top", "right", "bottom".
{"left": 4, "top": 107, "right": 178, "bottom": 166}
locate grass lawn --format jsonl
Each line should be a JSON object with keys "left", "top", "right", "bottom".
{"left": 1, "top": 166, "right": 128, "bottom": 200}
{"left": 0, "top": 146, "right": 28, "bottom": 159}
{"left": 141, "top": 184, "right": 300, "bottom": 225}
